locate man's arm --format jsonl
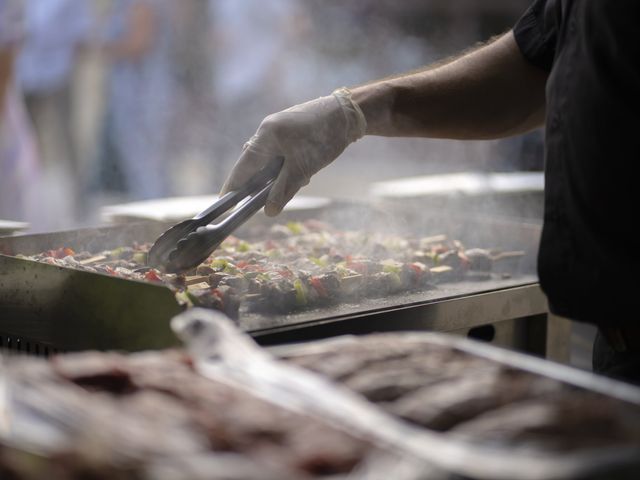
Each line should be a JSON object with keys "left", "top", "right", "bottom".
{"left": 352, "top": 31, "right": 548, "bottom": 139}
{"left": 221, "top": 30, "right": 548, "bottom": 216}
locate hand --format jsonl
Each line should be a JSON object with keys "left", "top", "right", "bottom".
{"left": 220, "top": 88, "right": 366, "bottom": 216}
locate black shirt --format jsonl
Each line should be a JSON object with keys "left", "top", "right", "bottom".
{"left": 513, "top": 0, "right": 640, "bottom": 326}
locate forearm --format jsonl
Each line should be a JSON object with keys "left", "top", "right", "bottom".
{"left": 351, "top": 31, "right": 548, "bottom": 140}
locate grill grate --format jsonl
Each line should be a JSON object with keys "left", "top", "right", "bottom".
{"left": 0, "top": 333, "right": 61, "bottom": 357}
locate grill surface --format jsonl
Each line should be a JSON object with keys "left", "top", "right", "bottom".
{"left": 0, "top": 204, "right": 545, "bottom": 351}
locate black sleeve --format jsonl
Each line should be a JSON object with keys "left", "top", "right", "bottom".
{"left": 513, "top": 0, "right": 562, "bottom": 72}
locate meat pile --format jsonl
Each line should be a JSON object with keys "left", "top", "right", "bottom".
{"left": 279, "top": 333, "right": 640, "bottom": 453}
{"left": 2, "top": 330, "right": 640, "bottom": 479}
{"left": 0, "top": 350, "right": 397, "bottom": 480}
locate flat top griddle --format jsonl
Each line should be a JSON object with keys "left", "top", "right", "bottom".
{"left": 0, "top": 204, "right": 543, "bottom": 351}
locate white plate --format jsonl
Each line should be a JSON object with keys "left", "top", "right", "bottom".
{"left": 0, "top": 219, "right": 30, "bottom": 235}
{"left": 101, "top": 195, "right": 331, "bottom": 223}
{"left": 369, "top": 172, "right": 543, "bottom": 198}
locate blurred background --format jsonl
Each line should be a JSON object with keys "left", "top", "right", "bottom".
{"left": 1, "top": 0, "right": 540, "bottom": 233}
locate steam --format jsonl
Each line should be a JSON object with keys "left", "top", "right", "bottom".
{"left": 5, "top": 1, "right": 540, "bottom": 236}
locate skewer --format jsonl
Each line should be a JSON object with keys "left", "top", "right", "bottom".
{"left": 78, "top": 255, "right": 108, "bottom": 265}
{"left": 184, "top": 275, "right": 211, "bottom": 286}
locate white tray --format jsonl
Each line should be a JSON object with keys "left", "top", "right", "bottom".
{"left": 0, "top": 219, "right": 29, "bottom": 235}
{"left": 370, "top": 172, "right": 544, "bottom": 198}
{"left": 101, "top": 195, "right": 331, "bottom": 223}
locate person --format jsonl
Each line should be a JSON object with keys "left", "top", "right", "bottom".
{"left": 16, "top": 0, "right": 91, "bottom": 226}
{"left": 98, "top": 0, "right": 176, "bottom": 200}
{"left": 0, "top": 0, "right": 40, "bottom": 225}
{"left": 220, "top": 1, "right": 640, "bottom": 384}
{"left": 206, "top": 0, "right": 310, "bottom": 188}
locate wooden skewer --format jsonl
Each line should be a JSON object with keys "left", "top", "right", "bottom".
{"left": 492, "top": 251, "right": 525, "bottom": 261}
{"left": 420, "top": 234, "right": 448, "bottom": 245}
{"left": 341, "top": 274, "right": 364, "bottom": 287}
{"left": 430, "top": 265, "right": 453, "bottom": 274}
{"left": 78, "top": 255, "right": 108, "bottom": 265}
{"left": 184, "top": 275, "right": 211, "bottom": 286}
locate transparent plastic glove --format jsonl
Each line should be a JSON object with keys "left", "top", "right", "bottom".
{"left": 220, "top": 87, "right": 366, "bottom": 216}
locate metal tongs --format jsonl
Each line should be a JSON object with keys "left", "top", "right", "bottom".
{"left": 148, "top": 159, "right": 283, "bottom": 273}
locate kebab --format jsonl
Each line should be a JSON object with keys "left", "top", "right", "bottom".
{"left": 24, "top": 220, "right": 520, "bottom": 317}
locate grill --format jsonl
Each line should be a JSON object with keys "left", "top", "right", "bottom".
{"left": 0, "top": 334, "right": 61, "bottom": 357}
{"left": 0, "top": 202, "right": 556, "bottom": 355}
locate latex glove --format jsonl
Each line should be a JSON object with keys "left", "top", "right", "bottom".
{"left": 220, "top": 87, "right": 367, "bottom": 216}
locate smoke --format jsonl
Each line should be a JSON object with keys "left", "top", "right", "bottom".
{"left": 169, "top": 0, "right": 543, "bottom": 236}
{"left": 4, "top": 0, "right": 541, "bottom": 236}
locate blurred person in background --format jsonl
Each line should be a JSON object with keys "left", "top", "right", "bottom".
{"left": 95, "top": 0, "right": 175, "bottom": 200}
{"left": 206, "top": 0, "right": 310, "bottom": 188}
{"left": 0, "top": 0, "right": 40, "bottom": 225}
{"left": 17, "top": 0, "right": 91, "bottom": 227}
{"left": 163, "top": 0, "right": 216, "bottom": 195}
{"left": 221, "top": 1, "right": 640, "bottom": 383}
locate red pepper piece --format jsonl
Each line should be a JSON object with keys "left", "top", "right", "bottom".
{"left": 278, "top": 269, "right": 294, "bottom": 278}
{"left": 457, "top": 251, "right": 471, "bottom": 269}
{"left": 409, "top": 263, "right": 424, "bottom": 277}
{"left": 310, "top": 276, "right": 328, "bottom": 298}
{"left": 144, "top": 270, "right": 162, "bottom": 282}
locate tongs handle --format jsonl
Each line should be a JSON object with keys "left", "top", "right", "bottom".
{"left": 194, "top": 158, "right": 283, "bottom": 226}
{"left": 216, "top": 180, "right": 274, "bottom": 236}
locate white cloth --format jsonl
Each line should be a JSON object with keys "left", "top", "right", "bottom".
{"left": 16, "top": 0, "right": 91, "bottom": 94}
